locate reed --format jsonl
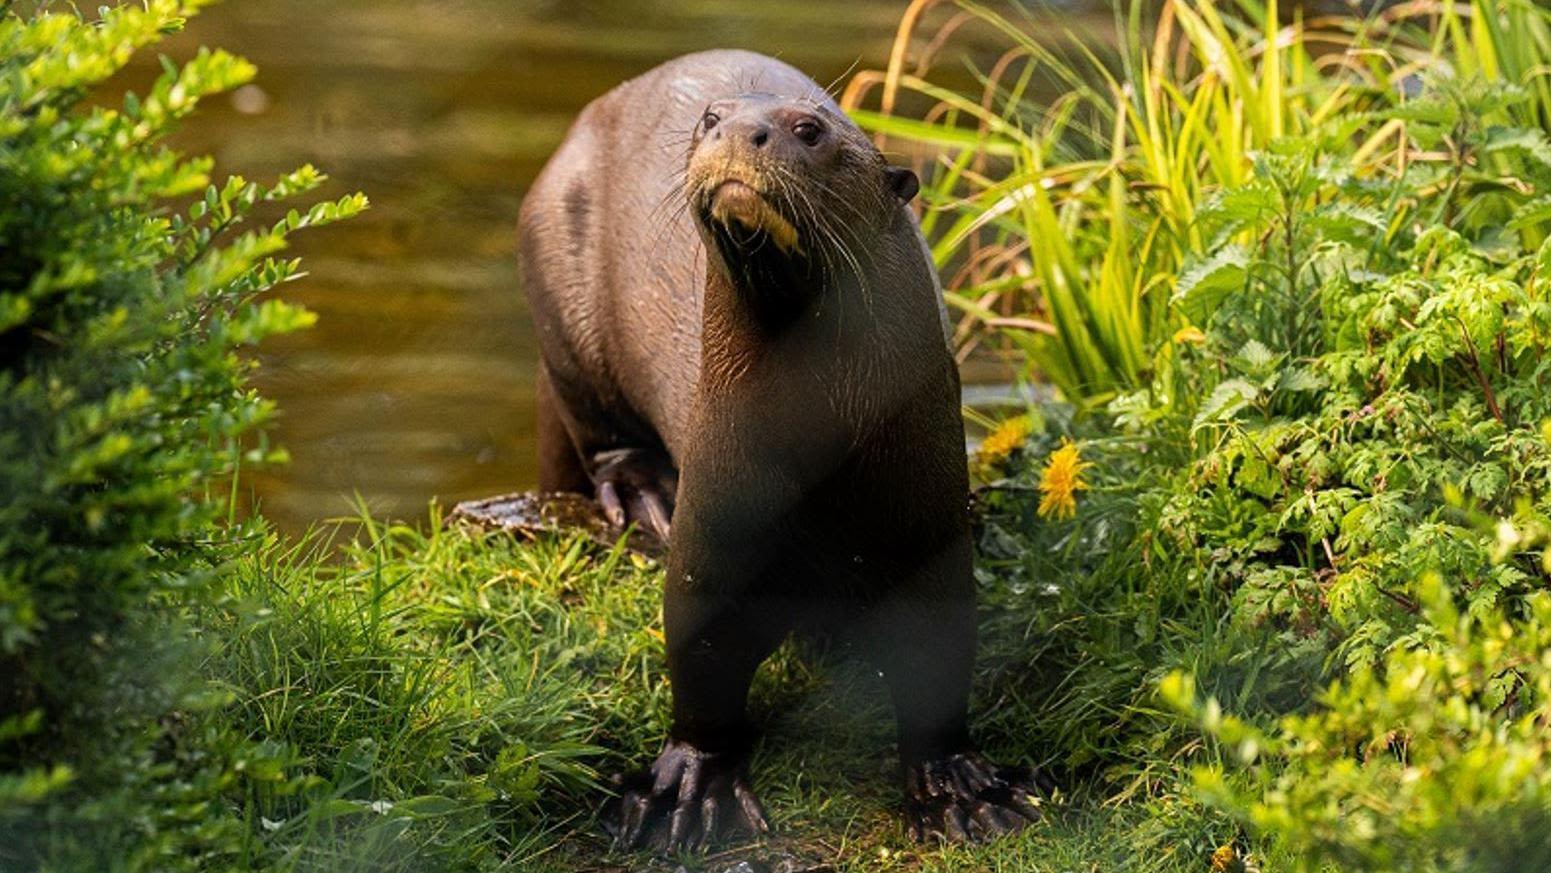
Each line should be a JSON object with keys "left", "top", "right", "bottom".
{"left": 845, "top": 0, "right": 1551, "bottom": 409}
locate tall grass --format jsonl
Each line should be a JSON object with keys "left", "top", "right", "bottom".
{"left": 844, "top": 0, "right": 1551, "bottom": 409}
{"left": 193, "top": 513, "right": 670, "bottom": 871}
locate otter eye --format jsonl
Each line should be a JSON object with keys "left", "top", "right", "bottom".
{"left": 702, "top": 110, "right": 720, "bottom": 132}
{"left": 792, "top": 119, "right": 822, "bottom": 146}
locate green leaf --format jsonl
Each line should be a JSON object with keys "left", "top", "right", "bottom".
{"left": 1193, "top": 378, "right": 1259, "bottom": 427}
{"left": 1175, "top": 245, "right": 1251, "bottom": 324}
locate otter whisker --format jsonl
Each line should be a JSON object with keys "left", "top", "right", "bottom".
{"left": 764, "top": 167, "right": 839, "bottom": 289}
{"left": 647, "top": 157, "right": 693, "bottom": 221}
{"left": 645, "top": 171, "right": 700, "bottom": 252}
{"left": 654, "top": 200, "right": 694, "bottom": 249}
{"left": 647, "top": 177, "right": 692, "bottom": 239}
{"left": 819, "top": 58, "right": 861, "bottom": 104}
{"left": 789, "top": 167, "right": 876, "bottom": 228}
{"left": 766, "top": 163, "right": 872, "bottom": 312}
{"left": 797, "top": 197, "right": 870, "bottom": 318}
{"left": 651, "top": 177, "right": 688, "bottom": 217}
{"left": 746, "top": 143, "right": 833, "bottom": 300}
{"left": 810, "top": 210, "right": 878, "bottom": 316}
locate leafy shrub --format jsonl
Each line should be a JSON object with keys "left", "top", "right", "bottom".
{"left": 1154, "top": 91, "right": 1551, "bottom": 869}
{"left": 0, "top": 1, "right": 362, "bottom": 868}
{"left": 865, "top": 0, "right": 1551, "bottom": 868}
{"left": 1168, "top": 582, "right": 1551, "bottom": 873}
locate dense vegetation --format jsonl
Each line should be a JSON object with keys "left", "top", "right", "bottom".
{"left": 8, "top": 0, "right": 1551, "bottom": 871}
{"left": 0, "top": 1, "right": 363, "bottom": 868}
{"left": 853, "top": 0, "right": 1551, "bottom": 869}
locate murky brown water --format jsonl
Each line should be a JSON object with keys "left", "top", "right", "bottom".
{"left": 151, "top": 0, "right": 1045, "bottom": 533}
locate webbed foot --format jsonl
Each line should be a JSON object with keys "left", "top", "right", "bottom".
{"left": 603, "top": 738, "right": 771, "bottom": 853}
{"left": 592, "top": 448, "right": 676, "bottom": 540}
{"left": 903, "top": 752, "right": 1043, "bottom": 843}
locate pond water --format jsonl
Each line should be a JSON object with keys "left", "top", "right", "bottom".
{"left": 154, "top": 0, "right": 1069, "bottom": 533}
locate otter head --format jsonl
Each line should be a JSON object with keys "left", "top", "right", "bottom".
{"left": 685, "top": 92, "right": 919, "bottom": 323}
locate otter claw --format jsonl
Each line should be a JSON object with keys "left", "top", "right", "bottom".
{"left": 603, "top": 738, "right": 769, "bottom": 853}
{"left": 641, "top": 491, "right": 672, "bottom": 539}
{"left": 597, "top": 480, "right": 628, "bottom": 528}
{"left": 591, "top": 449, "right": 676, "bottom": 540}
{"left": 903, "top": 752, "right": 1042, "bottom": 844}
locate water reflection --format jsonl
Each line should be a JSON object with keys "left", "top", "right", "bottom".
{"left": 156, "top": 0, "right": 1037, "bottom": 532}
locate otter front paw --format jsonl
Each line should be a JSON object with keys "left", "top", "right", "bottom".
{"left": 903, "top": 752, "right": 1042, "bottom": 843}
{"left": 603, "top": 738, "right": 770, "bottom": 853}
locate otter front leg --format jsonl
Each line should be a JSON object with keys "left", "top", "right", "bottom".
{"left": 606, "top": 736, "right": 767, "bottom": 853}
{"left": 872, "top": 549, "right": 1043, "bottom": 843}
{"left": 901, "top": 751, "right": 1043, "bottom": 842}
{"left": 606, "top": 573, "right": 784, "bottom": 851}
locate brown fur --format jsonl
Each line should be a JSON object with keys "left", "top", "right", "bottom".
{"left": 518, "top": 49, "right": 1040, "bottom": 852}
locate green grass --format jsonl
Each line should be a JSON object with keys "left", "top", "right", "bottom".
{"left": 189, "top": 507, "right": 1276, "bottom": 872}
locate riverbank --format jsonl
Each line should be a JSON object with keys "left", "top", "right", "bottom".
{"left": 182, "top": 508, "right": 1263, "bottom": 872}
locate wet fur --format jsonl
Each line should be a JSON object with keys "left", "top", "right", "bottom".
{"left": 518, "top": 49, "right": 1037, "bottom": 851}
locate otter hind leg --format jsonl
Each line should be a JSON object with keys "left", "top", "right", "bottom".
{"left": 535, "top": 363, "right": 591, "bottom": 494}
{"left": 592, "top": 447, "right": 677, "bottom": 541}
{"left": 534, "top": 364, "right": 676, "bottom": 539}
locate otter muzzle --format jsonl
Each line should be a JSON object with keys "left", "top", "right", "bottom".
{"left": 707, "top": 180, "right": 802, "bottom": 256}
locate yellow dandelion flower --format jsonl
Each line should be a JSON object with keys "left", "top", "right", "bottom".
{"left": 1210, "top": 844, "right": 1243, "bottom": 873}
{"left": 1173, "top": 325, "right": 1207, "bottom": 345}
{"left": 976, "top": 415, "right": 1032, "bottom": 468}
{"left": 1037, "top": 439, "right": 1091, "bottom": 520}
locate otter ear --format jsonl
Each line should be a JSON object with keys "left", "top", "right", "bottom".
{"left": 885, "top": 166, "right": 919, "bottom": 204}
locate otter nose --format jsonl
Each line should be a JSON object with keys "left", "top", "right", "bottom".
{"left": 712, "top": 115, "right": 775, "bottom": 149}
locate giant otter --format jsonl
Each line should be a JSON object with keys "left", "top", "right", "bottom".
{"left": 518, "top": 49, "right": 1040, "bottom": 851}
